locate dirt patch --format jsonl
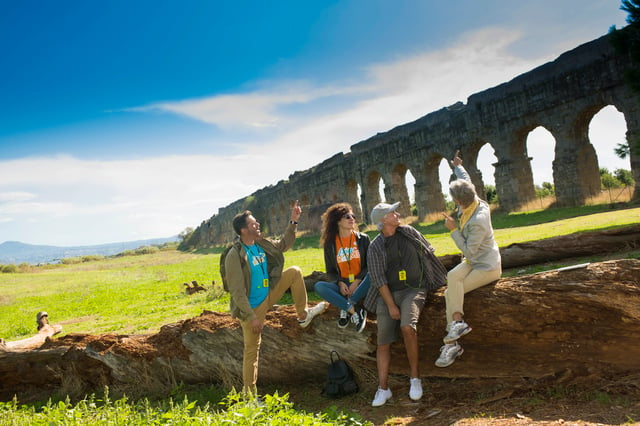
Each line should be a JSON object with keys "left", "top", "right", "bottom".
{"left": 0, "top": 295, "right": 14, "bottom": 306}
{"left": 277, "top": 372, "right": 640, "bottom": 425}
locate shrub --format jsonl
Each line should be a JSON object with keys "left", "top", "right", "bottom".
{"left": 1, "top": 264, "right": 18, "bottom": 273}
{"left": 535, "top": 182, "right": 555, "bottom": 198}
{"left": 135, "top": 246, "right": 159, "bottom": 255}
{"left": 485, "top": 184, "right": 498, "bottom": 204}
{"left": 81, "top": 255, "right": 105, "bottom": 262}
{"left": 600, "top": 167, "right": 623, "bottom": 189}
{"left": 614, "top": 168, "right": 635, "bottom": 186}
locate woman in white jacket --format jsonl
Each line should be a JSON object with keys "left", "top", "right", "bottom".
{"left": 435, "top": 150, "right": 502, "bottom": 368}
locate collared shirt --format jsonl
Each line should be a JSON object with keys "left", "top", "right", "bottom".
{"left": 364, "top": 225, "right": 448, "bottom": 312}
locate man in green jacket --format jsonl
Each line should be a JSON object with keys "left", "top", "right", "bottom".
{"left": 225, "top": 200, "right": 327, "bottom": 394}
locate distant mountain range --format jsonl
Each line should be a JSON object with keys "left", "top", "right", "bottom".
{"left": 0, "top": 237, "right": 180, "bottom": 265}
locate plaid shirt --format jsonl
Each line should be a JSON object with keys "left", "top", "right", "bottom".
{"left": 363, "top": 225, "right": 447, "bottom": 312}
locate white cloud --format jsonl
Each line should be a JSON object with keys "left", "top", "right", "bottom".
{"left": 0, "top": 153, "right": 287, "bottom": 245}
{"left": 0, "top": 191, "right": 36, "bottom": 203}
{"left": 136, "top": 80, "right": 366, "bottom": 131}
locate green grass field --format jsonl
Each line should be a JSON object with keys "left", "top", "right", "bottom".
{"left": 1, "top": 204, "right": 638, "bottom": 341}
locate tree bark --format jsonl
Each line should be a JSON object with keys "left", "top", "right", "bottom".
{"left": 496, "top": 224, "right": 640, "bottom": 269}
{"left": 438, "top": 224, "right": 640, "bottom": 271}
{"left": 0, "top": 259, "right": 638, "bottom": 403}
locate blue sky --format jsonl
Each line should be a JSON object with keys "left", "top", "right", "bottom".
{"left": 0, "top": 1, "right": 630, "bottom": 246}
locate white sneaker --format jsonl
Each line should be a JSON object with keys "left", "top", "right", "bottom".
{"left": 337, "top": 309, "right": 349, "bottom": 328}
{"left": 435, "top": 342, "right": 464, "bottom": 367}
{"left": 299, "top": 302, "right": 327, "bottom": 328}
{"left": 443, "top": 320, "right": 472, "bottom": 344}
{"left": 371, "top": 387, "right": 392, "bottom": 407}
{"left": 409, "top": 377, "right": 422, "bottom": 400}
{"left": 350, "top": 308, "right": 367, "bottom": 333}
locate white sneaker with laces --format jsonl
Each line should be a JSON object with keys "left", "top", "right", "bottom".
{"left": 350, "top": 308, "right": 367, "bottom": 333}
{"left": 409, "top": 377, "right": 423, "bottom": 400}
{"left": 299, "top": 301, "right": 327, "bottom": 328}
{"left": 443, "top": 320, "right": 472, "bottom": 344}
{"left": 337, "top": 309, "right": 349, "bottom": 328}
{"left": 371, "top": 387, "right": 392, "bottom": 407}
{"left": 435, "top": 342, "right": 464, "bottom": 367}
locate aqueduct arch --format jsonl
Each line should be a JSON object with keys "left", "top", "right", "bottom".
{"left": 184, "top": 33, "right": 639, "bottom": 247}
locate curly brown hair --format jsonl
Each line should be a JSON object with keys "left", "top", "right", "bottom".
{"left": 320, "top": 203, "right": 354, "bottom": 247}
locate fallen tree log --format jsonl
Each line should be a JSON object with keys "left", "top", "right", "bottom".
{"left": 497, "top": 224, "right": 640, "bottom": 269}
{"left": 438, "top": 224, "right": 640, "bottom": 271}
{"left": 0, "top": 259, "right": 638, "bottom": 403}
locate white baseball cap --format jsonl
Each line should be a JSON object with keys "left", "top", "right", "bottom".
{"left": 370, "top": 202, "right": 400, "bottom": 230}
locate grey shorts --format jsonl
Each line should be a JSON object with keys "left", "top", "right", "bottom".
{"left": 375, "top": 287, "right": 426, "bottom": 345}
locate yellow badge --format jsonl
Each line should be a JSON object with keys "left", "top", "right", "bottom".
{"left": 262, "top": 278, "right": 269, "bottom": 288}
{"left": 398, "top": 270, "right": 406, "bottom": 281}
{"left": 348, "top": 274, "right": 355, "bottom": 282}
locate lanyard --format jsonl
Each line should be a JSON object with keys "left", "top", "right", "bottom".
{"left": 390, "top": 233, "right": 423, "bottom": 289}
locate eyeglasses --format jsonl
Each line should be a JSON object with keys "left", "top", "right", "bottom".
{"left": 343, "top": 214, "right": 356, "bottom": 219}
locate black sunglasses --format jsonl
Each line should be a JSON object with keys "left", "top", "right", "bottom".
{"left": 343, "top": 213, "right": 356, "bottom": 219}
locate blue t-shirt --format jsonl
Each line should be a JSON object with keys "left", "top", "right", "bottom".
{"left": 243, "top": 244, "right": 269, "bottom": 308}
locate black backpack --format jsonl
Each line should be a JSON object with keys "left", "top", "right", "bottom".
{"left": 322, "top": 351, "right": 358, "bottom": 398}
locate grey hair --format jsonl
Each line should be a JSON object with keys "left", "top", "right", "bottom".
{"left": 449, "top": 179, "right": 477, "bottom": 207}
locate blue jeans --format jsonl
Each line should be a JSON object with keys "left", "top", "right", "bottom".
{"left": 314, "top": 274, "right": 371, "bottom": 312}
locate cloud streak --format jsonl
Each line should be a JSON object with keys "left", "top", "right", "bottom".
{"left": 135, "top": 79, "right": 369, "bottom": 131}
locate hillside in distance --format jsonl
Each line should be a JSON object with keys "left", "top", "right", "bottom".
{"left": 0, "top": 237, "right": 179, "bottom": 265}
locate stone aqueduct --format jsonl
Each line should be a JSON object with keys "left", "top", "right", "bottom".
{"left": 183, "top": 33, "right": 640, "bottom": 248}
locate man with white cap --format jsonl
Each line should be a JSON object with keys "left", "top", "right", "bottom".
{"left": 363, "top": 201, "right": 447, "bottom": 407}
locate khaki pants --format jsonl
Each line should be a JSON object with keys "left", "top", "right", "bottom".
{"left": 239, "top": 266, "right": 308, "bottom": 393}
{"left": 444, "top": 261, "right": 501, "bottom": 324}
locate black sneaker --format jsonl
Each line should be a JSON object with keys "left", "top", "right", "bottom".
{"left": 337, "top": 309, "right": 349, "bottom": 328}
{"left": 350, "top": 308, "right": 367, "bottom": 333}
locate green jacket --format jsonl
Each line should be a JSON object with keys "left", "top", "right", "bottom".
{"left": 225, "top": 223, "right": 297, "bottom": 321}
